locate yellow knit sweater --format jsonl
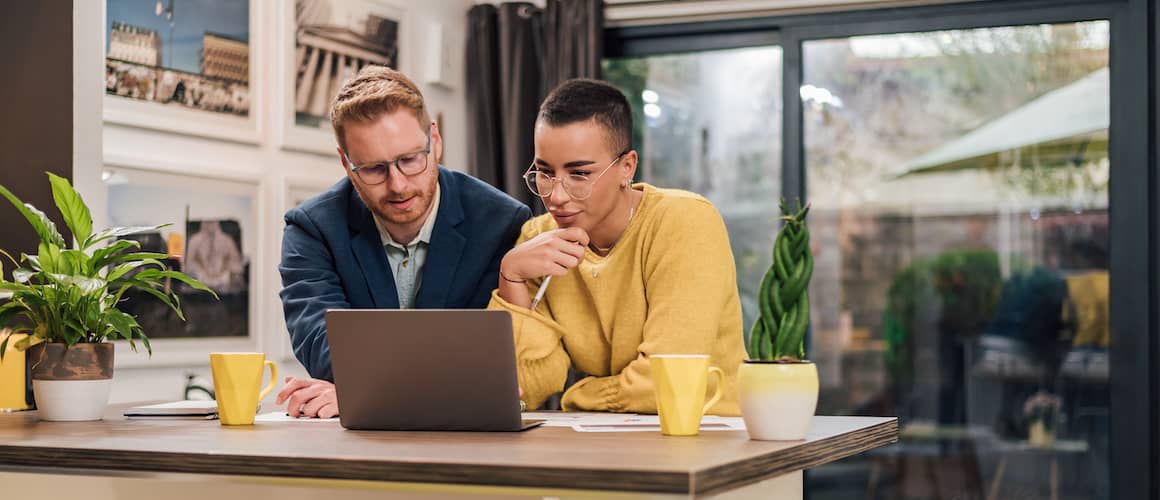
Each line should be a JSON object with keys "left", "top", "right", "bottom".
{"left": 488, "top": 183, "right": 746, "bottom": 415}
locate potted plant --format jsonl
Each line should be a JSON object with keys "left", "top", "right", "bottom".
{"left": 0, "top": 173, "right": 215, "bottom": 421}
{"left": 739, "top": 199, "right": 818, "bottom": 440}
{"left": 1024, "top": 390, "right": 1061, "bottom": 448}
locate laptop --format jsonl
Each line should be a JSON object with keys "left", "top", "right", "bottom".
{"left": 326, "top": 309, "right": 543, "bottom": 431}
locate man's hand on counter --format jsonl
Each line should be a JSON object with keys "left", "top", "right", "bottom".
{"left": 275, "top": 376, "right": 339, "bottom": 419}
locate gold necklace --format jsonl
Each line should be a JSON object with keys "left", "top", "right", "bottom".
{"left": 589, "top": 204, "right": 635, "bottom": 255}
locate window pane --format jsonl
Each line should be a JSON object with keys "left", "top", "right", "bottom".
{"left": 605, "top": 46, "right": 783, "bottom": 329}
{"left": 804, "top": 21, "right": 1109, "bottom": 499}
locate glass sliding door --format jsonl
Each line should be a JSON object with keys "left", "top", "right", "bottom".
{"left": 605, "top": 46, "right": 784, "bottom": 329}
{"left": 802, "top": 21, "right": 1110, "bottom": 500}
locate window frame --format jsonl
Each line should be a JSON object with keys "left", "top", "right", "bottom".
{"left": 606, "top": 1, "right": 1155, "bottom": 497}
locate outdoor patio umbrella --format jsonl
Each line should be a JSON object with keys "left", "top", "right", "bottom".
{"left": 893, "top": 67, "right": 1108, "bottom": 178}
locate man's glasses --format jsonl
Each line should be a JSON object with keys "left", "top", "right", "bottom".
{"left": 343, "top": 129, "right": 432, "bottom": 185}
{"left": 523, "top": 150, "right": 629, "bottom": 201}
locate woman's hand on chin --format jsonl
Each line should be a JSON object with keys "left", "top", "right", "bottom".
{"left": 501, "top": 227, "right": 590, "bottom": 281}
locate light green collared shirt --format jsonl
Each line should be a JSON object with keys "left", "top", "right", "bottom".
{"left": 375, "top": 185, "right": 440, "bottom": 309}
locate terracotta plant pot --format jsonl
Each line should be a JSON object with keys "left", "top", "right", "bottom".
{"left": 737, "top": 360, "right": 818, "bottom": 440}
{"left": 28, "top": 342, "right": 114, "bottom": 421}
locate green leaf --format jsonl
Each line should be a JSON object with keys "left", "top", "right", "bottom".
{"left": 13, "top": 335, "right": 40, "bottom": 351}
{"left": 84, "top": 297, "right": 101, "bottom": 326}
{"left": 139, "top": 333, "right": 152, "bottom": 356}
{"left": 47, "top": 172, "right": 93, "bottom": 245}
{"left": 89, "top": 239, "right": 140, "bottom": 269}
{"left": 64, "top": 317, "right": 88, "bottom": 342}
{"left": 0, "top": 299, "right": 25, "bottom": 314}
{"left": 120, "top": 280, "right": 185, "bottom": 321}
{"left": 106, "top": 310, "right": 150, "bottom": 355}
{"left": 110, "top": 252, "right": 169, "bottom": 264}
{"left": 45, "top": 274, "right": 106, "bottom": 295}
{"left": 60, "top": 249, "right": 90, "bottom": 276}
{"left": 86, "top": 224, "right": 170, "bottom": 248}
{"left": 38, "top": 242, "right": 62, "bottom": 274}
{"left": 0, "top": 183, "right": 65, "bottom": 248}
{"left": 0, "top": 281, "right": 32, "bottom": 293}
{"left": 104, "top": 310, "right": 133, "bottom": 338}
{"left": 0, "top": 304, "right": 23, "bottom": 332}
{"left": 17, "top": 291, "right": 47, "bottom": 310}
{"left": 106, "top": 260, "right": 154, "bottom": 282}
{"left": 138, "top": 270, "right": 219, "bottom": 296}
{"left": 11, "top": 268, "right": 36, "bottom": 283}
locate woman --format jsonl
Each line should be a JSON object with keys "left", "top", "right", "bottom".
{"left": 490, "top": 79, "right": 746, "bottom": 415}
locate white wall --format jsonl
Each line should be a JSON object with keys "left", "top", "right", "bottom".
{"left": 78, "top": 0, "right": 475, "bottom": 405}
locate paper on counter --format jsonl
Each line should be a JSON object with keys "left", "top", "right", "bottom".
{"left": 249, "top": 411, "right": 743, "bottom": 430}
{"left": 254, "top": 411, "right": 340, "bottom": 423}
{"left": 522, "top": 412, "right": 746, "bottom": 432}
{"left": 571, "top": 415, "right": 746, "bottom": 433}
{"left": 524, "top": 412, "right": 649, "bottom": 428}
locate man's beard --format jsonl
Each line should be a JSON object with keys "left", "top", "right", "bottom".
{"left": 372, "top": 181, "right": 435, "bottom": 226}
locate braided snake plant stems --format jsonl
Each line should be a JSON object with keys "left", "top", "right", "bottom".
{"left": 738, "top": 200, "right": 819, "bottom": 441}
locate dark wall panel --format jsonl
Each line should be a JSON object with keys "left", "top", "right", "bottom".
{"left": 0, "top": 0, "right": 74, "bottom": 276}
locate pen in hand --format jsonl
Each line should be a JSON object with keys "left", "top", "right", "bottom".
{"left": 530, "top": 275, "right": 551, "bottom": 310}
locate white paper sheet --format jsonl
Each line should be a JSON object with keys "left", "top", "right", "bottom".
{"left": 249, "top": 411, "right": 744, "bottom": 430}
{"left": 522, "top": 412, "right": 642, "bottom": 427}
{"left": 253, "top": 411, "right": 340, "bottom": 423}
{"left": 522, "top": 412, "right": 746, "bottom": 432}
{"left": 571, "top": 415, "right": 746, "bottom": 433}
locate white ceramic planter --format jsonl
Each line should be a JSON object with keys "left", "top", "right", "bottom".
{"left": 32, "top": 379, "right": 113, "bottom": 421}
{"left": 28, "top": 343, "right": 114, "bottom": 422}
{"left": 737, "top": 361, "right": 819, "bottom": 441}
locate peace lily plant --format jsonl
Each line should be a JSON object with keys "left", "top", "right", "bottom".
{"left": 0, "top": 173, "right": 215, "bottom": 421}
{"left": 738, "top": 199, "right": 819, "bottom": 440}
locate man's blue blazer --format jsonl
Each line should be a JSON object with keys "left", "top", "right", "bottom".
{"left": 278, "top": 167, "right": 531, "bottom": 380}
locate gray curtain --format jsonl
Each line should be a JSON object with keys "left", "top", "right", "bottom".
{"left": 466, "top": 0, "right": 603, "bottom": 211}
{"left": 542, "top": 0, "right": 604, "bottom": 93}
{"left": 497, "top": 3, "right": 543, "bottom": 210}
{"left": 465, "top": 5, "right": 502, "bottom": 189}
{"left": 466, "top": 1, "right": 602, "bottom": 409}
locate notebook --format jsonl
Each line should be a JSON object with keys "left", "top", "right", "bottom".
{"left": 124, "top": 400, "right": 218, "bottom": 419}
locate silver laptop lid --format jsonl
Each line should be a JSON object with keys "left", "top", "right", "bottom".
{"left": 326, "top": 309, "right": 524, "bottom": 431}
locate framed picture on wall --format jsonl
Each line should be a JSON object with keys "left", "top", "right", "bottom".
{"left": 102, "top": 165, "right": 262, "bottom": 368}
{"left": 104, "top": 0, "right": 264, "bottom": 144}
{"left": 286, "top": 177, "right": 340, "bottom": 209}
{"left": 279, "top": 0, "right": 409, "bottom": 155}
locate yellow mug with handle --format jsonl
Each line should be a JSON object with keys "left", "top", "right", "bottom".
{"left": 0, "top": 332, "right": 30, "bottom": 411}
{"left": 650, "top": 354, "right": 724, "bottom": 436}
{"left": 210, "top": 352, "right": 277, "bottom": 425}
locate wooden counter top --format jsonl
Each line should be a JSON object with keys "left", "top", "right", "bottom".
{"left": 0, "top": 407, "right": 896, "bottom": 496}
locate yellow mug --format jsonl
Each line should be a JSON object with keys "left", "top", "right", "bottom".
{"left": 210, "top": 352, "right": 277, "bottom": 425}
{"left": 0, "top": 332, "right": 30, "bottom": 411}
{"left": 650, "top": 354, "right": 724, "bottom": 436}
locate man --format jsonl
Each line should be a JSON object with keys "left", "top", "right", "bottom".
{"left": 277, "top": 66, "right": 531, "bottom": 418}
